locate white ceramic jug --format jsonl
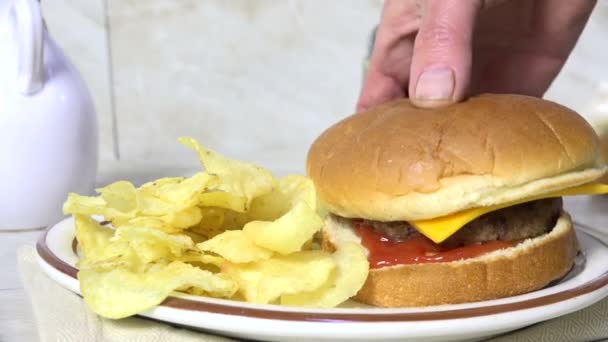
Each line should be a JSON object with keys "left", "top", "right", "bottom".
{"left": 0, "top": 0, "right": 98, "bottom": 230}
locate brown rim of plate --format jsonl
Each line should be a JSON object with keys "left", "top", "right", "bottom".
{"left": 36, "top": 223, "right": 608, "bottom": 323}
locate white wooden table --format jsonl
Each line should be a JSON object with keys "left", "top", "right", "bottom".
{"left": 0, "top": 161, "right": 606, "bottom": 342}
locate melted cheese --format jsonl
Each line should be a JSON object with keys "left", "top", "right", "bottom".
{"left": 411, "top": 183, "right": 608, "bottom": 243}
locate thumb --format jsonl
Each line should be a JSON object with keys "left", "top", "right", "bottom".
{"left": 409, "top": 0, "right": 482, "bottom": 108}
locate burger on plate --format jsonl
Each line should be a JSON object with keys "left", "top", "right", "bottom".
{"left": 306, "top": 94, "right": 608, "bottom": 307}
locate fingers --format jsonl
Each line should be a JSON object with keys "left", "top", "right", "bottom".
{"left": 356, "top": 0, "right": 421, "bottom": 112}
{"left": 356, "top": 72, "right": 406, "bottom": 112}
{"left": 409, "top": 0, "right": 482, "bottom": 108}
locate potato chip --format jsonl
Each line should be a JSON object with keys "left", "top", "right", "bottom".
{"left": 118, "top": 216, "right": 180, "bottom": 234}
{"left": 159, "top": 206, "right": 202, "bottom": 229}
{"left": 98, "top": 181, "right": 138, "bottom": 214}
{"left": 223, "top": 251, "right": 334, "bottom": 304}
{"left": 79, "top": 261, "right": 237, "bottom": 319}
{"left": 248, "top": 175, "right": 317, "bottom": 221}
{"left": 131, "top": 194, "right": 171, "bottom": 217}
{"left": 198, "top": 207, "right": 226, "bottom": 229}
{"left": 276, "top": 175, "right": 318, "bottom": 210}
{"left": 188, "top": 208, "right": 229, "bottom": 239}
{"left": 178, "top": 251, "right": 224, "bottom": 268}
{"left": 140, "top": 172, "right": 218, "bottom": 203}
{"left": 281, "top": 242, "right": 369, "bottom": 307}
{"left": 74, "top": 214, "right": 124, "bottom": 262}
{"left": 192, "top": 207, "right": 253, "bottom": 239}
{"left": 112, "top": 225, "right": 194, "bottom": 264}
{"left": 197, "top": 230, "right": 273, "bottom": 263}
{"left": 181, "top": 229, "right": 207, "bottom": 243}
{"left": 138, "top": 177, "right": 186, "bottom": 196}
{"left": 64, "top": 193, "right": 105, "bottom": 216}
{"left": 138, "top": 177, "right": 186, "bottom": 190}
{"left": 64, "top": 193, "right": 133, "bottom": 224}
{"left": 179, "top": 137, "right": 276, "bottom": 205}
{"left": 198, "top": 191, "right": 248, "bottom": 212}
{"left": 136, "top": 173, "right": 216, "bottom": 216}
{"left": 246, "top": 191, "right": 287, "bottom": 222}
{"left": 64, "top": 181, "right": 141, "bottom": 225}
{"left": 218, "top": 209, "right": 252, "bottom": 230}
{"left": 243, "top": 201, "right": 323, "bottom": 254}
{"left": 72, "top": 215, "right": 147, "bottom": 272}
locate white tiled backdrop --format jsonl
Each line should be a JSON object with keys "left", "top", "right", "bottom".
{"left": 42, "top": 0, "right": 608, "bottom": 173}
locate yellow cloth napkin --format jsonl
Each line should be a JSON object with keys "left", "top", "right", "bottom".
{"left": 18, "top": 245, "right": 608, "bottom": 342}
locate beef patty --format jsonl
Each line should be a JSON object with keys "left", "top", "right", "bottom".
{"left": 340, "top": 198, "right": 563, "bottom": 247}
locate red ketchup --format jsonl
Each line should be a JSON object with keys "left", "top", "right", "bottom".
{"left": 354, "top": 222, "right": 514, "bottom": 269}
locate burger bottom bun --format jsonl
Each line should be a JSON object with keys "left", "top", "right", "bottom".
{"left": 322, "top": 212, "right": 579, "bottom": 307}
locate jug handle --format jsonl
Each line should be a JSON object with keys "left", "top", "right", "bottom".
{"left": 9, "top": 0, "right": 44, "bottom": 95}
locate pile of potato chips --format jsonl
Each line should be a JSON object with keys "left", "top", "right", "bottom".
{"left": 63, "top": 137, "right": 369, "bottom": 319}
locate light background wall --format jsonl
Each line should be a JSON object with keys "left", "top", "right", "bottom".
{"left": 41, "top": 0, "right": 608, "bottom": 173}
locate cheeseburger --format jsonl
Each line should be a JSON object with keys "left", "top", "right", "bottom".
{"left": 307, "top": 94, "right": 608, "bottom": 307}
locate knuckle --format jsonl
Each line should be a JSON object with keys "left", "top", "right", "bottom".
{"left": 420, "top": 21, "right": 457, "bottom": 49}
{"left": 380, "top": 0, "right": 423, "bottom": 39}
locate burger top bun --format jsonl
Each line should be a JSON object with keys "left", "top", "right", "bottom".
{"left": 306, "top": 94, "right": 607, "bottom": 221}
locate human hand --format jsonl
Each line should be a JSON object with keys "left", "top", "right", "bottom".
{"left": 357, "top": 0, "right": 596, "bottom": 111}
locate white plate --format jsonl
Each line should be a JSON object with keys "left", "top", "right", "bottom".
{"left": 37, "top": 217, "right": 608, "bottom": 342}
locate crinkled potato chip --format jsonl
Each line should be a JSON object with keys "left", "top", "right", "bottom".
{"left": 136, "top": 173, "right": 216, "bottom": 217}
{"left": 248, "top": 175, "right": 317, "bottom": 222}
{"left": 198, "top": 191, "right": 248, "bottom": 213}
{"left": 139, "top": 177, "right": 185, "bottom": 191}
{"left": 281, "top": 242, "right": 369, "bottom": 308}
{"left": 112, "top": 225, "right": 194, "bottom": 264}
{"left": 178, "top": 251, "right": 224, "bottom": 268}
{"left": 64, "top": 193, "right": 133, "bottom": 224}
{"left": 64, "top": 181, "right": 141, "bottom": 225}
{"left": 190, "top": 208, "right": 245, "bottom": 240}
{"left": 246, "top": 190, "right": 287, "bottom": 222}
{"left": 243, "top": 201, "right": 323, "bottom": 255}
{"left": 197, "top": 230, "right": 273, "bottom": 263}
{"left": 218, "top": 209, "right": 252, "bottom": 230}
{"left": 79, "top": 261, "right": 237, "bottom": 319}
{"left": 154, "top": 172, "right": 217, "bottom": 204}
{"left": 159, "top": 206, "right": 202, "bottom": 229}
{"left": 118, "top": 217, "right": 180, "bottom": 234}
{"left": 276, "top": 175, "right": 318, "bottom": 210}
{"left": 198, "top": 207, "right": 226, "bottom": 230}
{"left": 179, "top": 137, "right": 276, "bottom": 205}
{"left": 133, "top": 195, "right": 201, "bottom": 224}
{"left": 192, "top": 208, "right": 252, "bottom": 238}
{"left": 223, "top": 251, "right": 335, "bottom": 304}
{"left": 64, "top": 193, "right": 106, "bottom": 216}
{"left": 133, "top": 193, "right": 175, "bottom": 217}
{"left": 98, "top": 181, "right": 138, "bottom": 214}
{"left": 74, "top": 214, "right": 124, "bottom": 264}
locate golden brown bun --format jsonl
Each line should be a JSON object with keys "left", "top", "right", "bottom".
{"left": 307, "top": 94, "right": 607, "bottom": 221}
{"left": 322, "top": 212, "right": 579, "bottom": 307}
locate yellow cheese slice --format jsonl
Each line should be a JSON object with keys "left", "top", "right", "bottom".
{"left": 411, "top": 183, "right": 608, "bottom": 244}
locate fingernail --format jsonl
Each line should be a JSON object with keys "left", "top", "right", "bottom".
{"left": 414, "top": 66, "right": 455, "bottom": 101}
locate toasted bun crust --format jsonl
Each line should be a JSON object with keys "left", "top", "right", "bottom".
{"left": 322, "top": 212, "right": 579, "bottom": 307}
{"left": 307, "top": 94, "right": 607, "bottom": 221}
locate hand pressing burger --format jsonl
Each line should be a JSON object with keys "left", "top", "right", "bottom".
{"left": 357, "top": 0, "right": 597, "bottom": 110}
{"left": 308, "top": 94, "right": 608, "bottom": 307}
{"left": 311, "top": 0, "right": 606, "bottom": 308}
